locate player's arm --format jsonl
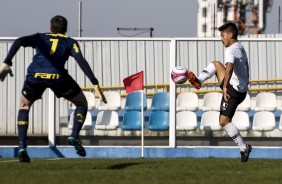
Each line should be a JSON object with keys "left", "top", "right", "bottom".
{"left": 223, "top": 62, "right": 233, "bottom": 101}
{"left": 71, "top": 41, "right": 107, "bottom": 103}
{"left": 0, "top": 34, "right": 38, "bottom": 81}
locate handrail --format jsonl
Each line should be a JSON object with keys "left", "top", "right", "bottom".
{"left": 82, "top": 78, "right": 282, "bottom": 97}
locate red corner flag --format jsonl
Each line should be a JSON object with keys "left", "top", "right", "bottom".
{"left": 123, "top": 71, "right": 144, "bottom": 94}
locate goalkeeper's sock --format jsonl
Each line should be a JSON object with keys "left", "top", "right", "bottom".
{"left": 17, "top": 109, "right": 29, "bottom": 149}
{"left": 223, "top": 122, "right": 246, "bottom": 151}
{"left": 70, "top": 105, "right": 87, "bottom": 139}
{"left": 197, "top": 62, "right": 216, "bottom": 83}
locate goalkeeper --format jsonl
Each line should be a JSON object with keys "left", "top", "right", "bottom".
{"left": 0, "top": 15, "right": 107, "bottom": 162}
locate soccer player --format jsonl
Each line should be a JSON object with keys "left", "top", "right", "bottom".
{"left": 188, "top": 22, "right": 252, "bottom": 162}
{"left": 0, "top": 15, "right": 107, "bottom": 162}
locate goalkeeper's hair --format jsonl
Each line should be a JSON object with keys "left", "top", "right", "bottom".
{"left": 50, "top": 15, "right": 68, "bottom": 34}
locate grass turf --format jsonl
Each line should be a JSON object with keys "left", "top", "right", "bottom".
{"left": 0, "top": 158, "right": 282, "bottom": 184}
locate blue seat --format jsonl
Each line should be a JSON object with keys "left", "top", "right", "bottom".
{"left": 124, "top": 92, "right": 147, "bottom": 111}
{"left": 121, "top": 111, "right": 142, "bottom": 130}
{"left": 150, "top": 92, "right": 170, "bottom": 111}
{"left": 147, "top": 111, "right": 169, "bottom": 131}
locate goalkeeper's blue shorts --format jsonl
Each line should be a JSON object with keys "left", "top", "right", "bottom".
{"left": 21, "top": 72, "right": 81, "bottom": 102}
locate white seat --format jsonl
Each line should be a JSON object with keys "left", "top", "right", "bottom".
{"left": 95, "top": 111, "right": 119, "bottom": 130}
{"left": 237, "top": 93, "right": 251, "bottom": 111}
{"left": 200, "top": 111, "right": 222, "bottom": 131}
{"left": 97, "top": 91, "right": 121, "bottom": 111}
{"left": 176, "top": 111, "right": 197, "bottom": 130}
{"left": 176, "top": 92, "right": 199, "bottom": 112}
{"left": 68, "top": 111, "right": 93, "bottom": 130}
{"left": 232, "top": 111, "right": 250, "bottom": 131}
{"left": 254, "top": 92, "right": 277, "bottom": 111}
{"left": 202, "top": 92, "right": 222, "bottom": 111}
{"left": 252, "top": 111, "right": 275, "bottom": 131}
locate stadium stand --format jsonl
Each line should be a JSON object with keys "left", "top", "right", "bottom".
{"left": 200, "top": 111, "right": 222, "bottom": 131}
{"left": 122, "top": 111, "right": 142, "bottom": 130}
{"left": 97, "top": 91, "right": 121, "bottom": 111}
{"left": 176, "top": 92, "right": 199, "bottom": 112}
{"left": 148, "top": 111, "right": 169, "bottom": 131}
{"left": 150, "top": 92, "right": 170, "bottom": 111}
{"left": 231, "top": 111, "right": 250, "bottom": 131}
{"left": 95, "top": 111, "right": 119, "bottom": 130}
{"left": 254, "top": 92, "right": 277, "bottom": 111}
{"left": 176, "top": 111, "right": 197, "bottom": 131}
{"left": 201, "top": 92, "right": 222, "bottom": 111}
{"left": 124, "top": 91, "right": 147, "bottom": 111}
{"left": 252, "top": 111, "right": 276, "bottom": 131}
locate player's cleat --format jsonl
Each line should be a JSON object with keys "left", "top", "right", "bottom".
{"left": 94, "top": 84, "right": 107, "bottom": 104}
{"left": 67, "top": 136, "right": 86, "bottom": 157}
{"left": 18, "top": 149, "right": 30, "bottom": 163}
{"left": 240, "top": 144, "right": 252, "bottom": 162}
{"left": 188, "top": 71, "right": 201, "bottom": 89}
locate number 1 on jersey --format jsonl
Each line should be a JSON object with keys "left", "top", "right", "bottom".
{"left": 50, "top": 39, "right": 59, "bottom": 54}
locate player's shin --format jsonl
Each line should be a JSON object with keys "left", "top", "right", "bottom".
{"left": 17, "top": 109, "right": 29, "bottom": 149}
{"left": 223, "top": 122, "right": 246, "bottom": 151}
{"left": 70, "top": 105, "right": 87, "bottom": 138}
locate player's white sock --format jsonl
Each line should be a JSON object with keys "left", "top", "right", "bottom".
{"left": 223, "top": 122, "right": 246, "bottom": 151}
{"left": 197, "top": 62, "right": 216, "bottom": 83}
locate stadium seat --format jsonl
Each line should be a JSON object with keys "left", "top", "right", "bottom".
{"left": 95, "top": 111, "right": 119, "bottom": 130}
{"left": 97, "top": 91, "right": 121, "bottom": 111}
{"left": 200, "top": 111, "right": 222, "bottom": 131}
{"left": 254, "top": 92, "right": 277, "bottom": 111}
{"left": 231, "top": 111, "right": 250, "bottom": 131}
{"left": 176, "top": 111, "right": 197, "bottom": 131}
{"left": 121, "top": 111, "right": 142, "bottom": 131}
{"left": 150, "top": 92, "right": 170, "bottom": 111}
{"left": 236, "top": 93, "right": 251, "bottom": 111}
{"left": 148, "top": 111, "right": 169, "bottom": 131}
{"left": 252, "top": 111, "right": 275, "bottom": 131}
{"left": 68, "top": 111, "right": 93, "bottom": 130}
{"left": 124, "top": 91, "right": 147, "bottom": 111}
{"left": 202, "top": 92, "right": 222, "bottom": 111}
{"left": 176, "top": 92, "right": 199, "bottom": 112}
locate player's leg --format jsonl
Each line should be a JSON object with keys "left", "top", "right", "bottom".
{"left": 219, "top": 85, "right": 252, "bottom": 162}
{"left": 17, "top": 79, "right": 44, "bottom": 163}
{"left": 189, "top": 61, "right": 225, "bottom": 89}
{"left": 17, "top": 95, "right": 33, "bottom": 163}
{"left": 51, "top": 76, "right": 87, "bottom": 157}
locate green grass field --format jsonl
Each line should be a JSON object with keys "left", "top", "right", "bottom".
{"left": 0, "top": 158, "right": 282, "bottom": 184}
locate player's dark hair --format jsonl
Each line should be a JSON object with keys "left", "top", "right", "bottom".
{"left": 50, "top": 15, "right": 68, "bottom": 34}
{"left": 218, "top": 22, "right": 238, "bottom": 39}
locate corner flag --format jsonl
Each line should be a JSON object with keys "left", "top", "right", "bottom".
{"left": 123, "top": 71, "right": 144, "bottom": 93}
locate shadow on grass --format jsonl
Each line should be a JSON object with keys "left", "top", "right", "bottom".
{"left": 107, "top": 162, "right": 143, "bottom": 170}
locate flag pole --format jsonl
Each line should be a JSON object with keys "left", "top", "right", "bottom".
{"left": 141, "top": 89, "right": 144, "bottom": 158}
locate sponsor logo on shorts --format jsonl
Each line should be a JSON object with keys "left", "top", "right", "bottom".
{"left": 34, "top": 73, "right": 60, "bottom": 79}
{"left": 221, "top": 101, "right": 228, "bottom": 111}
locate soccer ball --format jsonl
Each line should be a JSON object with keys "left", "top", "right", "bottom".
{"left": 171, "top": 66, "right": 188, "bottom": 84}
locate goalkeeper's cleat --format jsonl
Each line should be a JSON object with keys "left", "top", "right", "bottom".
{"left": 94, "top": 85, "right": 107, "bottom": 104}
{"left": 240, "top": 144, "right": 252, "bottom": 163}
{"left": 67, "top": 136, "right": 86, "bottom": 157}
{"left": 18, "top": 149, "right": 30, "bottom": 163}
{"left": 0, "top": 63, "right": 13, "bottom": 81}
{"left": 188, "top": 71, "right": 201, "bottom": 89}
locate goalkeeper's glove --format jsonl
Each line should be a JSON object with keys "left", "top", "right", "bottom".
{"left": 94, "top": 84, "right": 107, "bottom": 104}
{"left": 0, "top": 63, "right": 13, "bottom": 81}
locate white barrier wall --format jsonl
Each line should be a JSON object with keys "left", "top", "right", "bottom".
{"left": 0, "top": 35, "right": 282, "bottom": 135}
